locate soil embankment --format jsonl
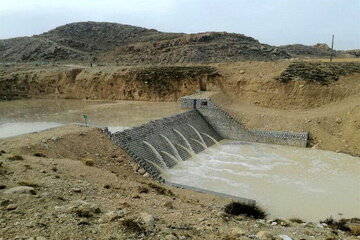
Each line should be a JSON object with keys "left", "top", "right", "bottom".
{"left": 212, "top": 61, "right": 360, "bottom": 156}
{"left": 215, "top": 61, "right": 360, "bottom": 110}
{"left": 1, "top": 125, "right": 358, "bottom": 239}
{"left": 0, "top": 65, "right": 219, "bottom": 101}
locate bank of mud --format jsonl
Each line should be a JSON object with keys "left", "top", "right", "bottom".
{"left": 0, "top": 125, "right": 359, "bottom": 239}
{"left": 0, "top": 65, "right": 219, "bottom": 101}
{"left": 1, "top": 60, "right": 360, "bottom": 156}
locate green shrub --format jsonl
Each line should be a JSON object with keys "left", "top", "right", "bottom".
{"left": 224, "top": 201, "right": 267, "bottom": 219}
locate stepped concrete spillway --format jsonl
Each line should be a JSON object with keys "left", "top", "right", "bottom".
{"left": 104, "top": 92, "right": 308, "bottom": 204}
{"left": 106, "top": 92, "right": 308, "bottom": 180}
{"left": 107, "top": 109, "right": 222, "bottom": 179}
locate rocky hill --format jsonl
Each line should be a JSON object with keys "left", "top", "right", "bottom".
{"left": 0, "top": 22, "right": 290, "bottom": 64}
{"left": 279, "top": 43, "right": 337, "bottom": 57}
{"left": 0, "top": 37, "right": 88, "bottom": 62}
{"left": 278, "top": 43, "right": 359, "bottom": 58}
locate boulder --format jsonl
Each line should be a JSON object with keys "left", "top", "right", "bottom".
{"left": 67, "top": 200, "right": 101, "bottom": 218}
{"left": 278, "top": 235, "right": 293, "bottom": 240}
{"left": 4, "top": 186, "right": 36, "bottom": 195}
{"left": 101, "top": 210, "right": 125, "bottom": 222}
{"left": 140, "top": 212, "right": 155, "bottom": 225}
{"left": 230, "top": 227, "right": 246, "bottom": 237}
{"left": 164, "top": 234, "right": 177, "bottom": 240}
{"left": 335, "top": 117, "right": 342, "bottom": 124}
{"left": 256, "top": 231, "right": 274, "bottom": 240}
{"left": 6, "top": 204, "right": 17, "bottom": 211}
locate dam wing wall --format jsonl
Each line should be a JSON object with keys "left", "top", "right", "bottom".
{"left": 181, "top": 95, "right": 308, "bottom": 148}
{"left": 108, "top": 110, "right": 222, "bottom": 179}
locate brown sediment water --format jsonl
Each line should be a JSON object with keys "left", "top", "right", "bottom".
{"left": 1, "top": 99, "right": 359, "bottom": 221}
{"left": 0, "top": 99, "right": 183, "bottom": 138}
{"left": 167, "top": 140, "right": 360, "bottom": 221}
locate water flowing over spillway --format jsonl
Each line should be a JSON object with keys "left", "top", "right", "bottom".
{"left": 161, "top": 151, "right": 182, "bottom": 165}
{"left": 190, "top": 138, "right": 208, "bottom": 149}
{"left": 160, "top": 134, "right": 183, "bottom": 162}
{"left": 173, "top": 129, "right": 194, "bottom": 152}
{"left": 201, "top": 132, "right": 219, "bottom": 145}
{"left": 188, "top": 124, "right": 207, "bottom": 146}
{"left": 165, "top": 140, "right": 360, "bottom": 221}
{"left": 143, "top": 141, "right": 168, "bottom": 169}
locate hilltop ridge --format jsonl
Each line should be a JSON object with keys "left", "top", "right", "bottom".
{"left": 1, "top": 21, "right": 290, "bottom": 63}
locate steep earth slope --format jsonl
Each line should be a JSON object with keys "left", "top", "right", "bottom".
{"left": 213, "top": 61, "right": 360, "bottom": 156}
{"left": 0, "top": 64, "right": 219, "bottom": 101}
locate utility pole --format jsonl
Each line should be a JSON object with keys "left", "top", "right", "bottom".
{"left": 330, "top": 34, "right": 335, "bottom": 62}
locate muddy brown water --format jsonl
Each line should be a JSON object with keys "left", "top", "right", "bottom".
{"left": 167, "top": 140, "right": 360, "bottom": 221}
{"left": 0, "top": 99, "right": 183, "bottom": 138}
{"left": 0, "top": 99, "right": 359, "bottom": 221}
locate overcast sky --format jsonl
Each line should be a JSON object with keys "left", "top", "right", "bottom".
{"left": 0, "top": 0, "right": 359, "bottom": 50}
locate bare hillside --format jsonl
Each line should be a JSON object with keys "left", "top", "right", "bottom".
{"left": 0, "top": 22, "right": 290, "bottom": 63}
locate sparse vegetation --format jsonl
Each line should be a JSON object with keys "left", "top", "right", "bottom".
{"left": 321, "top": 217, "right": 351, "bottom": 232}
{"left": 289, "top": 218, "right": 305, "bottom": 224}
{"left": 224, "top": 201, "right": 267, "bottom": 219}
{"left": 148, "top": 182, "right": 174, "bottom": 197}
{"left": 138, "top": 185, "right": 149, "bottom": 194}
{"left": 276, "top": 62, "right": 360, "bottom": 84}
{"left": 82, "top": 158, "right": 94, "bottom": 166}
{"left": 34, "top": 152, "right": 46, "bottom": 157}
{"left": 120, "top": 219, "right": 145, "bottom": 233}
{"left": 132, "top": 66, "right": 217, "bottom": 83}
{"left": 349, "top": 224, "right": 360, "bottom": 236}
{"left": 17, "top": 180, "right": 40, "bottom": 188}
{"left": 7, "top": 154, "right": 24, "bottom": 161}
{"left": 0, "top": 22, "right": 291, "bottom": 63}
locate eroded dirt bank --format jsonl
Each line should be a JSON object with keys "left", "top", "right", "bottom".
{"left": 0, "top": 65, "right": 219, "bottom": 101}
{"left": 211, "top": 61, "right": 360, "bottom": 156}
{"left": 1, "top": 60, "right": 359, "bottom": 156}
{"left": 215, "top": 61, "right": 360, "bottom": 110}
{"left": 0, "top": 125, "right": 359, "bottom": 240}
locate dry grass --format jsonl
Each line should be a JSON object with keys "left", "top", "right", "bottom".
{"left": 17, "top": 180, "right": 41, "bottom": 188}
{"left": 349, "top": 224, "right": 360, "bottom": 236}
{"left": 303, "top": 58, "right": 360, "bottom": 62}
{"left": 289, "top": 218, "right": 305, "bottom": 224}
{"left": 148, "top": 183, "right": 174, "bottom": 197}
{"left": 33, "top": 152, "right": 46, "bottom": 157}
{"left": 82, "top": 158, "right": 94, "bottom": 166}
{"left": 321, "top": 217, "right": 351, "bottom": 232}
{"left": 7, "top": 154, "right": 24, "bottom": 161}
{"left": 120, "top": 219, "right": 145, "bottom": 234}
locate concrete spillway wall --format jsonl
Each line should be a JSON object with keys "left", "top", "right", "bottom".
{"left": 181, "top": 94, "right": 308, "bottom": 148}
{"left": 109, "top": 110, "right": 222, "bottom": 180}
{"left": 104, "top": 93, "right": 307, "bottom": 203}
{"left": 106, "top": 93, "right": 307, "bottom": 180}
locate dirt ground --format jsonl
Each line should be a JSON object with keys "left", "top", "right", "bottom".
{"left": 211, "top": 61, "right": 360, "bottom": 156}
{"left": 0, "top": 125, "right": 358, "bottom": 240}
